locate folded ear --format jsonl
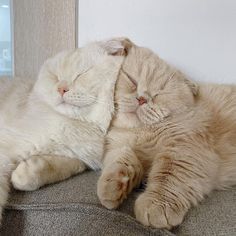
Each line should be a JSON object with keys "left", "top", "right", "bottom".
{"left": 101, "top": 37, "right": 134, "bottom": 56}
{"left": 184, "top": 78, "right": 199, "bottom": 96}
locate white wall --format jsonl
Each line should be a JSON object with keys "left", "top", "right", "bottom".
{"left": 78, "top": 0, "right": 236, "bottom": 84}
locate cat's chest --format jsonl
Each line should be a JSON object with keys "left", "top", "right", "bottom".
{"left": 46, "top": 118, "right": 100, "bottom": 143}
{"left": 134, "top": 123, "right": 182, "bottom": 155}
{"left": 38, "top": 119, "right": 104, "bottom": 166}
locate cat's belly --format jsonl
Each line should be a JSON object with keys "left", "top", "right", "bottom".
{"left": 133, "top": 122, "right": 191, "bottom": 163}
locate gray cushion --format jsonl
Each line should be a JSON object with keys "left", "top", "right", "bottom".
{"left": 1, "top": 171, "right": 235, "bottom": 236}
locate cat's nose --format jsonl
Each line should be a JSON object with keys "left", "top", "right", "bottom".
{"left": 136, "top": 96, "right": 147, "bottom": 105}
{"left": 58, "top": 86, "right": 69, "bottom": 96}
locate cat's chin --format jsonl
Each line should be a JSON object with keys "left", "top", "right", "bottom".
{"left": 125, "top": 109, "right": 148, "bottom": 126}
{"left": 114, "top": 111, "right": 142, "bottom": 128}
{"left": 61, "top": 100, "right": 95, "bottom": 108}
{"left": 56, "top": 100, "right": 95, "bottom": 113}
{"left": 122, "top": 110, "right": 159, "bottom": 127}
{"left": 54, "top": 102, "right": 85, "bottom": 119}
{"left": 56, "top": 101, "right": 102, "bottom": 121}
{"left": 55, "top": 102, "right": 80, "bottom": 112}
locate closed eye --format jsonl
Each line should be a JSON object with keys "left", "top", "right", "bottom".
{"left": 72, "top": 66, "right": 93, "bottom": 82}
{"left": 121, "top": 68, "right": 137, "bottom": 88}
{"left": 152, "top": 73, "right": 176, "bottom": 97}
{"left": 153, "top": 90, "right": 174, "bottom": 98}
{"left": 153, "top": 92, "right": 159, "bottom": 98}
{"left": 159, "top": 72, "right": 176, "bottom": 90}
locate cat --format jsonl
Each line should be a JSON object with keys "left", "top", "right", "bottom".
{"left": 11, "top": 38, "right": 236, "bottom": 229}
{"left": 0, "top": 38, "right": 127, "bottom": 222}
{"left": 97, "top": 39, "right": 236, "bottom": 229}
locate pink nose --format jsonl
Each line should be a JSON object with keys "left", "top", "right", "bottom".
{"left": 136, "top": 96, "right": 147, "bottom": 105}
{"left": 58, "top": 86, "right": 69, "bottom": 96}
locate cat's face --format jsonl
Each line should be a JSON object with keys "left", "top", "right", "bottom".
{"left": 33, "top": 39, "right": 127, "bottom": 120}
{"left": 114, "top": 44, "right": 198, "bottom": 128}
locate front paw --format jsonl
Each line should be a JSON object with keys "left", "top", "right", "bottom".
{"left": 97, "top": 163, "right": 139, "bottom": 209}
{"left": 134, "top": 193, "right": 186, "bottom": 229}
{"left": 11, "top": 158, "right": 45, "bottom": 191}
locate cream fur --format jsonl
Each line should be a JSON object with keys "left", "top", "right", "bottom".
{"left": 97, "top": 40, "right": 236, "bottom": 229}
{"left": 11, "top": 38, "right": 236, "bottom": 230}
{"left": 0, "top": 39, "right": 125, "bottom": 222}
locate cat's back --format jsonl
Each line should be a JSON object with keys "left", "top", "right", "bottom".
{"left": 198, "top": 82, "right": 236, "bottom": 147}
{"left": 198, "top": 82, "right": 236, "bottom": 116}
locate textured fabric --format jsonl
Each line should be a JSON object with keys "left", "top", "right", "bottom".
{"left": 1, "top": 171, "right": 235, "bottom": 236}
{"left": 173, "top": 187, "right": 236, "bottom": 236}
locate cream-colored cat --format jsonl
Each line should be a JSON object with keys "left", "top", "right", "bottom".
{"left": 12, "top": 39, "right": 236, "bottom": 229}
{"left": 0, "top": 39, "right": 126, "bottom": 222}
{"left": 97, "top": 40, "right": 236, "bottom": 229}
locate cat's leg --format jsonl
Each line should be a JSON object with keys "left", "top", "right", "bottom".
{"left": 134, "top": 151, "right": 218, "bottom": 229}
{"left": 97, "top": 147, "right": 143, "bottom": 209}
{"left": 11, "top": 155, "right": 86, "bottom": 191}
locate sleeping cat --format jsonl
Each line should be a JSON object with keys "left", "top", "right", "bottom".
{"left": 0, "top": 38, "right": 127, "bottom": 222}
{"left": 11, "top": 38, "right": 236, "bottom": 229}
{"left": 97, "top": 39, "right": 236, "bottom": 229}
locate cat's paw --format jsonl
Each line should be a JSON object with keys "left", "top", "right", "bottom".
{"left": 97, "top": 163, "right": 137, "bottom": 209}
{"left": 134, "top": 193, "right": 186, "bottom": 229}
{"left": 11, "top": 158, "right": 46, "bottom": 191}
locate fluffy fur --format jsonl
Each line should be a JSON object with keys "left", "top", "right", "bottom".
{"left": 0, "top": 39, "right": 126, "bottom": 222}
{"left": 97, "top": 39, "right": 236, "bottom": 229}
{"left": 12, "top": 38, "right": 236, "bottom": 229}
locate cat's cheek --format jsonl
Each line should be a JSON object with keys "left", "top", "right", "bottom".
{"left": 118, "top": 101, "right": 137, "bottom": 113}
{"left": 54, "top": 96, "right": 64, "bottom": 106}
{"left": 47, "top": 87, "right": 63, "bottom": 106}
{"left": 123, "top": 106, "right": 137, "bottom": 113}
{"left": 136, "top": 105, "right": 148, "bottom": 123}
{"left": 125, "top": 112, "right": 138, "bottom": 121}
{"left": 126, "top": 113, "right": 142, "bottom": 128}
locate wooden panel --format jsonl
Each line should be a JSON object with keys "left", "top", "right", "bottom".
{"left": 13, "top": 0, "right": 76, "bottom": 79}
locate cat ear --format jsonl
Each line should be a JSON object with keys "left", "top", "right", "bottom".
{"left": 184, "top": 78, "right": 199, "bottom": 96}
{"left": 101, "top": 37, "right": 133, "bottom": 56}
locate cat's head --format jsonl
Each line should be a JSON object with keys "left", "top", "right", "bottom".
{"left": 33, "top": 38, "right": 130, "bottom": 121}
{"left": 114, "top": 40, "right": 198, "bottom": 128}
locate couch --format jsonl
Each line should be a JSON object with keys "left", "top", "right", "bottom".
{"left": 1, "top": 171, "right": 235, "bottom": 236}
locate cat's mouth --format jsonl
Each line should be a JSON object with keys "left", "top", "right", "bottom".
{"left": 123, "top": 107, "right": 142, "bottom": 120}
{"left": 126, "top": 104, "right": 157, "bottom": 125}
{"left": 60, "top": 100, "right": 96, "bottom": 108}
{"left": 120, "top": 101, "right": 141, "bottom": 116}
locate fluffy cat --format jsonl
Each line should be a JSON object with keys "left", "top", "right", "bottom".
{"left": 11, "top": 38, "right": 236, "bottom": 229}
{"left": 97, "top": 39, "right": 236, "bottom": 229}
{"left": 0, "top": 39, "right": 126, "bottom": 222}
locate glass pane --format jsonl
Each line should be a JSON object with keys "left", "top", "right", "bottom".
{"left": 0, "top": 0, "right": 12, "bottom": 76}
